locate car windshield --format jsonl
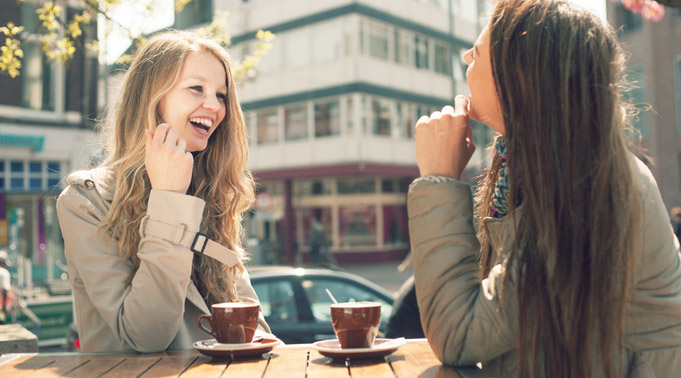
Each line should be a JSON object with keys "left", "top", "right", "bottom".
{"left": 300, "top": 277, "right": 393, "bottom": 325}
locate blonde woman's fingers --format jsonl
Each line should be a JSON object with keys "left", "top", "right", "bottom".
{"left": 164, "top": 127, "right": 179, "bottom": 146}
{"left": 152, "top": 123, "right": 170, "bottom": 146}
{"left": 454, "top": 95, "right": 469, "bottom": 116}
{"left": 176, "top": 138, "right": 187, "bottom": 152}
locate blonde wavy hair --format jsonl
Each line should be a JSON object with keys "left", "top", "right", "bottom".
{"left": 98, "top": 30, "right": 255, "bottom": 306}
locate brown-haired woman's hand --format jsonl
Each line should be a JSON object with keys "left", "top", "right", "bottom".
{"left": 144, "top": 123, "right": 194, "bottom": 194}
{"left": 414, "top": 95, "right": 475, "bottom": 180}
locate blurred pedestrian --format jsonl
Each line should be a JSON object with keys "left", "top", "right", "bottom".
{"left": 0, "top": 249, "right": 10, "bottom": 324}
{"left": 309, "top": 213, "right": 337, "bottom": 268}
{"left": 409, "top": 0, "right": 681, "bottom": 376}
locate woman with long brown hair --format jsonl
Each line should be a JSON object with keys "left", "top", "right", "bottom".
{"left": 409, "top": 0, "right": 681, "bottom": 376}
{"left": 56, "top": 31, "right": 270, "bottom": 352}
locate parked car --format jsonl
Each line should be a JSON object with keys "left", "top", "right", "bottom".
{"left": 248, "top": 266, "right": 395, "bottom": 344}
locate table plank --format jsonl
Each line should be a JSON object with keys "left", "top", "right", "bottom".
{"left": 0, "top": 355, "right": 57, "bottom": 378}
{"left": 345, "top": 355, "right": 396, "bottom": 378}
{"left": 262, "top": 348, "right": 308, "bottom": 377}
{"left": 64, "top": 356, "right": 129, "bottom": 377}
{"left": 388, "top": 341, "right": 460, "bottom": 378}
{"left": 21, "top": 354, "right": 90, "bottom": 378}
{"left": 134, "top": 353, "right": 197, "bottom": 377}
{"left": 177, "top": 356, "right": 229, "bottom": 378}
{"left": 224, "top": 353, "right": 272, "bottom": 378}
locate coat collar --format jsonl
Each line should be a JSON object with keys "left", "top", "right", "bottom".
{"left": 66, "top": 167, "right": 115, "bottom": 201}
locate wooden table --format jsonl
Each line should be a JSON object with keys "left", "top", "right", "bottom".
{"left": 0, "top": 339, "right": 483, "bottom": 377}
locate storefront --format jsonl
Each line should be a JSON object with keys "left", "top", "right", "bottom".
{"left": 0, "top": 126, "right": 97, "bottom": 290}
{"left": 247, "top": 165, "right": 416, "bottom": 265}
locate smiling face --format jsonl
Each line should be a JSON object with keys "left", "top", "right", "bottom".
{"left": 157, "top": 50, "right": 228, "bottom": 152}
{"left": 463, "top": 26, "right": 505, "bottom": 134}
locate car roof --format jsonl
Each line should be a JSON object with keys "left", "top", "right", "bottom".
{"left": 247, "top": 265, "right": 396, "bottom": 300}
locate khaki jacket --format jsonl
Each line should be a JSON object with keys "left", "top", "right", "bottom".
{"left": 56, "top": 168, "right": 270, "bottom": 353}
{"left": 408, "top": 157, "right": 681, "bottom": 377}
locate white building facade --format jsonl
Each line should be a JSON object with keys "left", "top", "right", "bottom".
{"left": 175, "top": 0, "right": 491, "bottom": 264}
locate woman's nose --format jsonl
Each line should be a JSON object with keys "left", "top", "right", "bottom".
{"left": 203, "top": 93, "right": 221, "bottom": 111}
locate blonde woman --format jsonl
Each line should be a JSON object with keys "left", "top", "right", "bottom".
{"left": 57, "top": 31, "right": 270, "bottom": 353}
{"left": 409, "top": 0, "right": 681, "bottom": 377}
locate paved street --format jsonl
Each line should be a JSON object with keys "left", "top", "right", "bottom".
{"left": 341, "top": 261, "right": 414, "bottom": 296}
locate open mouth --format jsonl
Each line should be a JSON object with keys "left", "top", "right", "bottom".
{"left": 189, "top": 117, "right": 213, "bottom": 133}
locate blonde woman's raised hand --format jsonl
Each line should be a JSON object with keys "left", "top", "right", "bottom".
{"left": 414, "top": 95, "right": 475, "bottom": 180}
{"left": 144, "top": 123, "right": 194, "bottom": 194}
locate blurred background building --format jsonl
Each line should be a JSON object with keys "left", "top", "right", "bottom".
{"left": 175, "top": 0, "right": 492, "bottom": 265}
{"left": 606, "top": 2, "right": 681, "bottom": 212}
{"left": 0, "top": 0, "right": 99, "bottom": 346}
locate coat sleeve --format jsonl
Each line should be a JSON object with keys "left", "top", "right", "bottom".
{"left": 408, "top": 177, "right": 517, "bottom": 366}
{"left": 57, "top": 185, "right": 204, "bottom": 352}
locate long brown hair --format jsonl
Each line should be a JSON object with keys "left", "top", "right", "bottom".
{"left": 99, "top": 31, "right": 254, "bottom": 306}
{"left": 475, "top": 1, "right": 641, "bottom": 377}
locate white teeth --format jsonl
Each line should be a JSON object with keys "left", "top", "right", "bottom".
{"left": 189, "top": 118, "right": 213, "bottom": 128}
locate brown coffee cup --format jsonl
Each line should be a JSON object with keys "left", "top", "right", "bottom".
{"left": 197, "top": 302, "right": 260, "bottom": 344}
{"left": 330, "top": 301, "right": 381, "bottom": 349}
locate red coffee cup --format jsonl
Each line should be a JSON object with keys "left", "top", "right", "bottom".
{"left": 197, "top": 302, "right": 260, "bottom": 344}
{"left": 330, "top": 302, "right": 381, "bottom": 348}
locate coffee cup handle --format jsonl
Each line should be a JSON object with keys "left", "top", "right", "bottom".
{"left": 197, "top": 314, "right": 216, "bottom": 338}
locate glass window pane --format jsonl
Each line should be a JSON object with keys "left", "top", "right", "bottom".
{"left": 0, "top": 161, "right": 4, "bottom": 172}
{"left": 371, "top": 98, "right": 391, "bottom": 136}
{"left": 337, "top": 178, "right": 375, "bottom": 194}
{"left": 48, "top": 178, "right": 60, "bottom": 187}
{"left": 414, "top": 35, "right": 429, "bottom": 69}
{"left": 381, "top": 179, "right": 395, "bottom": 193}
{"left": 257, "top": 109, "right": 279, "bottom": 144}
{"left": 395, "top": 102, "right": 414, "bottom": 138}
{"left": 383, "top": 205, "right": 409, "bottom": 246}
{"left": 315, "top": 100, "right": 340, "bottom": 137}
{"left": 434, "top": 41, "right": 451, "bottom": 75}
{"left": 339, "top": 205, "right": 377, "bottom": 247}
{"left": 252, "top": 280, "right": 298, "bottom": 324}
{"left": 29, "top": 177, "right": 42, "bottom": 190}
{"left": 0, "top": 178, "right": 4, "bottom": 189}
{"left": 369, "top": 22, "right": 389, "bottom": 60}
{"left": 29, "top": 161, "right": 42, "bottom": 173}
{"left": 11, "top": 177, "right": 24, "bottom": 189}
{"left": 10, "top": 161, "right": 23, "bottom": 173}
{"left": 294, "top": 179, "right": 333, "bottom": 197}
{"left": 284, "top": 104, "right": 308, "bottom": 141}
{"left": 47, "top": 161, "right": 60, "bottom": 172}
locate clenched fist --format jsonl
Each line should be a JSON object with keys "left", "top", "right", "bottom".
{"left": 144, "top": 124, "right": 194, "bottom": 194}
{"left": 414, "top": 95, "right": 475, "bottom": 180}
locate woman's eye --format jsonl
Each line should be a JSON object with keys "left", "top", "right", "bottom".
{"left": 190, "top": 85, "right": 203, "bottom": 93}
{"left": 217, "top": 93, "right": 227, "bottom": 102}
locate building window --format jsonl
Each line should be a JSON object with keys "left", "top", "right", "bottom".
{"left": 284, "top": 104, "right": 308, "bottom": 141}
{"left": 10, "top": 161, "right": 24, "bottom": 190}
{"left": 369, "top": 21, "right": 389, "bottom": 60}
{"left": 434, "top": 40, "right": 451, "bottom": 75}
{"left": 414, "top": 35, "right": 429, "bottom": 69}
{"left": 21, "top": 43, "right": 55, "bottom": 111}
{"left": 338, "top": 178, "right": 376, "bottom": 194}
{"left": 294, "top": 179, "right": 333, "bottom": 197}
{"left": 0, "top": 161, "right": 5, "bottom": 189}
{"left": 339, "top": 205, "right": 377, "bottom": 247}
{"left": 284, "top": 28, "right": 310, "bottom": 69}
{"left": 395, "top": 101, "right": 414, "bottom": 138}
{"left": 383, "top": 205, "right": 409, "bottom": 246}
{"left": 315, "top": 100, "right": 340, "bottom": 137}
{"left": 394, "top": 30, "right": 412, "bottom": 66}
{"left": 371, "top": 98, "right": 391, "bottom": 136}
{"left": 257, "top": 109, "right": 279, "bottom": 144}
{"left": 47, "top": 161, "right": 62, "bottom": 187}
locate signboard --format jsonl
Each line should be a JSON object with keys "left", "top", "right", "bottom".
{"left": 254, "top": 192, "right": 274, "bottom": 212}
{"left": 0, "top": 132, "right": 45, "bottom": 153}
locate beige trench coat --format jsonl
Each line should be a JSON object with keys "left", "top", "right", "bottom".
{"left": 57, "top": 168, "right": 270, "bottom": 353}
{"left": 408, "top": 157, "right": 681, "bottom": 377}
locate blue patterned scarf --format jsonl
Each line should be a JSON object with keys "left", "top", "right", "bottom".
{"left": 489, "top": 137, "right": 522, "bottom": 218}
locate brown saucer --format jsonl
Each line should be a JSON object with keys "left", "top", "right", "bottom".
{"left": 312, "top": 338, "right": 406, "bottom": 359}
{"left": 193, "top": 338, "right": 281, "bottom": 359}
